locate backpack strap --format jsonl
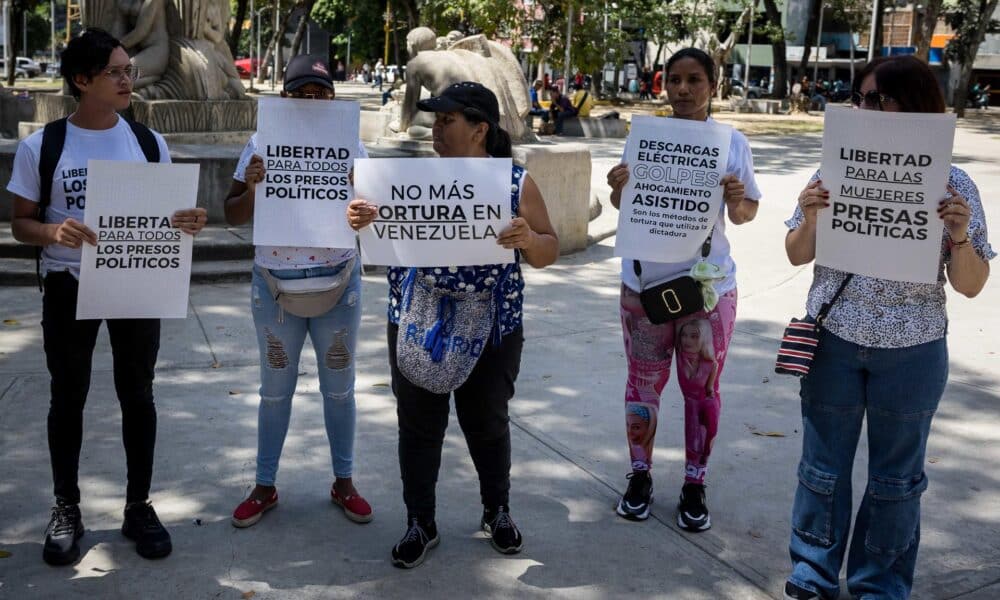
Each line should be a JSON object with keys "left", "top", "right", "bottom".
{"left": 36, "top": 118, "right": 69, "bottom": 291}
{"left": 574, "top": 91, "right": 589, "bottom": 112}
{"left": 126, "top": 118, "right": 160, "bottom": 163}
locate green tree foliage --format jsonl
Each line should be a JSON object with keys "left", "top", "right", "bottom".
{"left": 945, "top": 0, "right": 1000, "bottom": 116}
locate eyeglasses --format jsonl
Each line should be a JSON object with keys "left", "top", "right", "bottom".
{"left": 103, "top": 64, "right": 139, "bottom": 82}
{"left": 851, "top": 90, "right": 896, "bottom": 111}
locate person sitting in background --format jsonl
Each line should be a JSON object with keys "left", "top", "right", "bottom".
{"left": 528, "top": 79, "right": 549, "bottom": 125}
{"left": 548, "top": 86, "right": 578, "bottom": 135}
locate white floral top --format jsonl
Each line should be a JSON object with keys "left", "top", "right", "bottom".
{"left": 786, "top": 166, "right": 995, "bottom": 349}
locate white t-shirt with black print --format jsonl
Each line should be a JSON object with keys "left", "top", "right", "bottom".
{"left": 234, "top": 133, "right": 368, "bottom": 270}
{"left": 786, "top": 166, "right": 995, "bottom": 349}
{"left": 7, "top": 117, "right": 172, "bottom": 279}
{"left": 619, "top": 119, "right": 763, "bottom": 294}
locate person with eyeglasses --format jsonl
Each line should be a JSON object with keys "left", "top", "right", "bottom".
{"left": 348, "top": 81, "right": 559, "bottom": 568}
{"left": 223, "top": 54, "right": 373, "bottom": 530}
{"left": 7, "top": 28, "right": 207, "bottom": 566}
{"left": 782, "top": 55, "right": 993, "bottom": 600}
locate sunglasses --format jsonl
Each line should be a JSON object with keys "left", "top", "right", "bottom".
{"left": 851, "top": 90, "right": 896, "bottom": 110}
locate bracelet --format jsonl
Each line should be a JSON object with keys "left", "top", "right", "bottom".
{"left": 951, "top": 236, "right": 972, "bottom": 248}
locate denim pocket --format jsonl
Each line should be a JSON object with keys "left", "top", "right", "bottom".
{"left": 864, "top": 472, "right": 927, "bottom": 557}
{"left": 792, "top": 462, "right": 837, "bottom": 547}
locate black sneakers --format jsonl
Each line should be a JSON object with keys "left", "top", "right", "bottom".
{"left": 481, "top": 505, "right": 523, "bottom": 554}
{"left": 784, "top": 581, "right": 821, "bottom": 600}
{"left": 677, "top": 482, "right": 711, "bottom": 532}
{"left": 43, "top": 501, "right": 84, "bottom": 566}
{"left": 121, "top": 501, "right": 173, "bottom": 559}
{"left": 616, "top": 470, "right": 653, "bottom": 521}
{"left": 391, "top": 517, "right": 439, "bottom": 569}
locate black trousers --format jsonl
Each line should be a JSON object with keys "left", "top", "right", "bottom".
{"left": 387, "top": 322, "right": 523, "bottom": 522}
{"left": 42, "top": 272, "right": 160, "bottom": 504}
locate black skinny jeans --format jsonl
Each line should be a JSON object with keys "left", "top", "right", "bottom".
{"left": 387, "top": 322, "right": 523, "bottom": 522}
{"left": 42, "top": 272, "right": 160, "bottom": 505}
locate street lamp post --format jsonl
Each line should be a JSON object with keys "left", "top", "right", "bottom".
{"left": 812, "top": 0, "right": 824, "bottom": 84}
{"left": 867, "top": 0, "right": 879, "bottom": 62}
{"left": 383, "top": 1, "right": 391, "bottom": 65}
{"left": 563, "top": 1, "right": 573, "bottom": 95}
{"left": 50, "top": 0, "right": 56, "bottom": 76}
{"left": 743, "top": 0, "right": 755, "bottom": 94}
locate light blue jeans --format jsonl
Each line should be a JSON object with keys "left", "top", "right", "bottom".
{"left": 788, "top": 331, "right": 948, "bottom": 600}
{"left": 250, "top": 261, "right": 362, "bottom": 486}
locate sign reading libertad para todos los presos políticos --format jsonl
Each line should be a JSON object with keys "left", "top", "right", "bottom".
{"left": 77, "top": 160, "right": 200, "bottom": 319}
{"left": 254, "top": 97, "right": 360, "bottom": 248}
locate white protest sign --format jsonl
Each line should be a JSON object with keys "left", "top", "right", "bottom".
{"left": 817, "top": 106, "right": 955, "bottom": 284}
{"left": 355, "top": 157, "right": 514, "bottom": 267}
{"left": 614, "top": 115, "right": 731, "bottom": 263}
{"left": 253, "top": 96, "right": 360, "bottom": 248}
{"left": 77, "top": 161, "right": 199, "bottom": 319}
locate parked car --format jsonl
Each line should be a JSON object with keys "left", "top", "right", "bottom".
{"left": 234, "top": 57, "right": 260, "bottom": 79}
{"left": 0, "top": 60, "right": 29, "bottom": 78}
{"left": 46, "top": 61, "right": 60, "bottom": 77}
{"left": 17, "top": 57, "right": 41, "bottom": 77}
{"left": 730, "top": 78, "right": 765, "bottom": 99}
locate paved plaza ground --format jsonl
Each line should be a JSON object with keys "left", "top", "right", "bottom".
{"left": 0, "top": 101, "right": 998, "bottom": 598}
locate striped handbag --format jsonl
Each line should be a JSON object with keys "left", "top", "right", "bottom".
{"left": 775, "top": 274, "right": 853, "bottom": 378}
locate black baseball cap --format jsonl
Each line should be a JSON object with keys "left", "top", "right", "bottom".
{"left": 417, "top": 81, "right": 500, "bottom": 125}
{"left": 283, "top": 55, "right": 334, "bottom": 92}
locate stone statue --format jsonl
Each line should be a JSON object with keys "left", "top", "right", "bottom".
{"left": 84, "top": 0, "right": 246, "bottom": 101}
{"left": 394, "top": 30, "right": 532, "bottom": 142}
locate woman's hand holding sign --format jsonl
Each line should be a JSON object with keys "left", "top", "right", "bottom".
{"left": 171, "top": 207, "right": 208, "bottom": 235}
{"left": 798, "top": 179, "right": 831, "bottom": 225}
{"left": 607, "top": 163, "right": 629, "bottom": 209}
{"left": 722, "top": 174, "right": 757, "bottom": 225}
{"left": 938, "top": 186, "right": 972, "bottom": 242}
{"left": 785, "top": 179, "right": 830, "bottom": 266}
{"left": 347, "top": 199, "right": 378, "bottom": 231}
{"left": 51, "top": 218, "right": 97, "bottom": 249}
{"left": 497, "top": 217, "right": 535, "bottom": 251}
{"left": 244, "top": 154, "right": 266, "bottom": 192}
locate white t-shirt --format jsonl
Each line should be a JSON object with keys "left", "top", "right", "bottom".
{"left": 234, "top": 133, "right": 368, "bottom": 270}
{"left": 7, "top": 117, "right": 171, "bottom": 279}
{"left": 619, "top": 120, "right": 762, "bottom": 294}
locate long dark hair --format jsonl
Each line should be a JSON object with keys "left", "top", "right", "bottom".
{"left": 463, "top": 110, "right": 513, "bottom": 158}
{"left": 852, "top": 55, "right": 946, "bottom": 113}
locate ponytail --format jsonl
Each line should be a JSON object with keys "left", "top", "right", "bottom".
{"left": 486, "top": 124, "right": 512, "bottom": 158}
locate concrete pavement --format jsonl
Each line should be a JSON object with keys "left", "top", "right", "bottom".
{"left": 0, "top": 122, "right": 998, "bottom": 599}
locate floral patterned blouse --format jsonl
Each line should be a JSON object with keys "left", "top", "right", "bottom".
{"left": 786, "top": 166, "right": 995, "bottom": 348}
{"left": 387, "top": 165, "right": 526, "bottom": 339}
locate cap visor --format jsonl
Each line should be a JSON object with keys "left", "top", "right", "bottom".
{"left": 284, "top": 76, "right": 334, "bottom": 92}
{"left": 416, "top": 95, "right": 466, "bottom": 114}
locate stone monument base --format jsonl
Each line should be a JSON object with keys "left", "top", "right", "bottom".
{"left": 25, "top": 93, "right": 257, "bottom": 137}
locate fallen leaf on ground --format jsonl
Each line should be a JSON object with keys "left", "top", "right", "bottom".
{"left": 748, "top": 530, "right": 762, "bottom": 539}
{"left": 751, "top": 431, "right": 786, "bottom": 437}
{"left": 928, "top": 457, "right": 940, "bottom": 463}
{"left": 228, "top": 390, "right": 241, "bottom": 395}
{"left": 242, "top": 592, "right": 256, "bottom": 599}
{"left": 0, "top": 549, "right": 11, "bottom": 558}
{"left": 2, "top": 319, "right": 18, "bottom": 326}
{"left": 372, "top": 382, "right": 390, "bottom": 388}
{"left": 211, "top": 361, "right": 222, "bottom": 369}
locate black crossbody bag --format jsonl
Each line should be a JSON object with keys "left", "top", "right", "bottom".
{"left": 634, "top": 232, "right": 713, "bottom": 325}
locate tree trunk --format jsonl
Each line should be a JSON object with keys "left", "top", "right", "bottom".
{"left": 761, "top": 0, "right": 788, "bottom": 99}
{"left": 257, "top": 0, "right": 291, "bottom": 84}
{"left": 798, "top": 0, "right": 820, "bottom": 77}
{"left": 230, "top": 0, "right": 250, "bottom": 57}
{"left": 914, "top": 0, "right": 943, "bottom": 61}
{"left": 953, "top": 0, "right": 1000, "bottom": 117}
{"left": 954, "top": 60, "right": 973, "bottom": 118}
{"left": 7, "top": 4, "right": 23, "bottom": 86}
{"left": 289, "top": 0, "right": 316, "bottom": 58}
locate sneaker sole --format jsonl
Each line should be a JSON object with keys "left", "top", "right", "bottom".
{"left": 676, "top": 512, "right": 711, "bottom": 532}
{"left": 615, "top": 496, "right": 653, "bottom": 521}
{"left": 231, "top": 500, "right": 278, "bottom": 528}
{"left": 121, "top": 527, "right": 172, "bottom": 559}
{"left": 481, "top": 521, "right": 524, "bottom": 555}
{"left": 331, "top": 496, "right": 373, "bottom": 524}
{"left": 42, "top": 529, "right": 83, "bottom": 566}
{"left": 391, "top": 535, "right": 439, "bottom": 569}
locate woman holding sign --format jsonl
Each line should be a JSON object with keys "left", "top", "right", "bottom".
{"left": 223, "top": 55, "right": 373, "bottom": 529}
{"left": 8, "top": 29, "right": 206, "bottom": 565}
{"left": 606, "top": 48, "right": 761, "bottom": 530}
{"left": 782, "top": 56, "right": 993, "bottom": 600}
{"left": 348, "top": 82, "right": 559, "bottom": 568}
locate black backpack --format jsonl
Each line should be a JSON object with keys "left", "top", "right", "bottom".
{"left": 34, "top": 116, "right": 160, "bottom": 290}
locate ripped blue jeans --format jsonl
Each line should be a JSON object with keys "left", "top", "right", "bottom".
{"left": 251, "top": 261, "right": 362, "bottom": 486}
{"left": 788, "top": 331, "right": 947, "bottom": 600}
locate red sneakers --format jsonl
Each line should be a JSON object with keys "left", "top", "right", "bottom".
{"left": 231, "top": 490, "right": 278, "bottom": 528}
{"left": 331, "top": 487, "right": 373, "bottom": 524}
